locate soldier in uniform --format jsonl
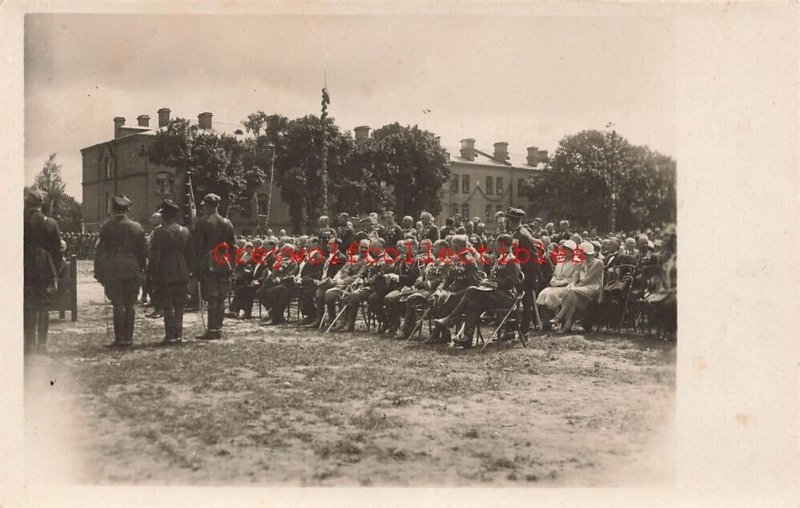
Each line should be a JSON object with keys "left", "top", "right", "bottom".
{"left": 94, "top": 195, "right": 148, "bottom": 348}
{"left": 419, "top": 211, "right": 440, "bottom": 242}
{"left": 401, "top": 215, "right": 417, "bottom": 239}
{"left": 193, "top": 193, "right": 236, "bottom": 340}
{"left": 382, "top": 239, "right": 422, "bottom": 335}
{"left": 382, "top": 211, "right": 404, "bottom": 248}
{"left": 336, "top": 212, "right": 354, "bottom": 254}
{"left": 23, "top": 187, "right": 64, "bottom": 354}
{"left": 394, "top": 239, "right": 451, "bottom": 340}
{"left": 322, "top": 239, "right": 370, "bottom": 329}
{"left": 315, "top": 215, "right": 337, "bottom": 243}
{"left": 148, "top": 200, "right": 191, "bottom": 343}
{"left": 506, "top": 207, "right": 546, "bottom": 336}
{"left": 285, "top": 237, "right": 324, "bottom": 324}
{"left": 306, "top": 238, "right": 348, "bottom": 328}
{"left": 335, "top": 237, "right": 388, "bottom": 332}
{"left": 256, "top": 243, "right": 300, "bottom": 325}
{"left": 143, "top": 211, "right": 163, "bottom": 316}
{"left": 434, "top": 234, "right": 520, "bottom": 348}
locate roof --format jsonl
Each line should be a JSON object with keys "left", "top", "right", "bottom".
{"left": 444, "top": 145, "right": 547, "bottom": 171}
{"left": 81, "top": 118, "right": 253, "bottom": 152}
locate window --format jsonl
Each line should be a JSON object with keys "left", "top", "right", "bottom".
{"left": 485, "top": 176, "right": 493, "bottom": 195}
{"left": 495, "top": 177, "right": 503, "bottom": 195}
{"left": 461, "top": 204, "right": 470, "bottom": 219}
{"left": 518, "top": 178, "right": 526, "bottom": 196}
{"left": 450, "top": 174, "right": 459, "bottom": 193}
{"left": 485, "top": 204, "right": 493, "bottom": 222}
{"left": 449, "top": 203, "right": 459, "bottom": 217}
{"left": 462, "top": 174, "right": 470, "bottom": 194}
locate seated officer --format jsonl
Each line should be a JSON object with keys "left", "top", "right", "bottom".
{"left": 433, "top": 234, "right": 520, "bottom": 348}
{"left": 334, "top": 238, "right": 389, "bottom": 332}
{"left": 307, "top": 238, "right": 348, "bottom": 328}
{"left": 323, "top": 239, "right": 370, "bottom": 330}
{"left": 394, "top": 239, "right": 451, "bottom": 340}
{"left": 382, "top": 239, "right": 422, "bottom": 335}
{"left": 256, "top": 243, "right": 299, "bottom": 325}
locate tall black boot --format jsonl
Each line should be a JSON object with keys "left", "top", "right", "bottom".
{"left": 307, "top": 297, "right": 326, "bottom": 328}
{"left": 124, "top": 305, "right": 135, "bottom": 344}
{"left": 174, "top": 305, "right": 184, "bottom": 340}
{"left": 113, "top": 305, "right": 125, "bottom": 342}
{"left": 162, "top": 306, "right": 175, "bottom": 342}
{"left": 36, "top": 307, "right": 50, "bottom": 349}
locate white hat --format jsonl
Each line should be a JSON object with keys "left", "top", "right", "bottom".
{"left": 579, "top": 241, "right": 595, "bottom": 255}
{"left": 563, "top": 239, "right": 577, "bottom": 250}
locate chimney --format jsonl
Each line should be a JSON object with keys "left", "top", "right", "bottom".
{"left": 493, "top": 142, "right": 509, "bottom": 162}
{"left": 198, "top": 112, "right": 213, "bottom": 130}
{"left": 537, "top": 150, "right": 548, "bottom": 163}
{"left": 157, "top": 108, "right": 171, "bottom": 127}
{"left": 526, "top": 146, "right": 539, "bottom": 166}
{"left": 113, "top": 117, "right": 126, "bottom": 138}
{"left": 460, "top": 138, "right": 476, "bottom": 161}
{"left": 354, "top": 125, "right": 370, "bottom": 143}
{"left": 137, "top": 115, "right": 150, "bottom": 127}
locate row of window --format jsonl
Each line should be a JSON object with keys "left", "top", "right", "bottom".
{"left": 448, "top": 203, "right": 506, "bottom": 222}
{"left": 450, "top": 174, "right": 527, "bottom": 197}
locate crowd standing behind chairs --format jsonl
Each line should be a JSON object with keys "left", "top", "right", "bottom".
{"left": 23, "top": 186, "right": 678, "bottom": 353}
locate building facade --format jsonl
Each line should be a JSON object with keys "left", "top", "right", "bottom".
{"left": 81, "top": 109, "right": 292, "bottom": 233}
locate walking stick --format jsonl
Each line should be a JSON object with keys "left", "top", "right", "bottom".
{"left": 481, "top": 294, "right": 523, "bottom": 353}
{"left": 618, "top": 266, "right": 638, "bottom": 332}
{"left": 325, "top": 285, "right": 353, "bottom": 334}
{"left": 531, "top": 288, "right": 543, "bottom": 330}
{"left": 410, "top": 305, "right": 431, "bottom": 338}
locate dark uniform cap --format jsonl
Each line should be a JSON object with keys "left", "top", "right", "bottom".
{"left": 111, "top": 195, "right": 133, "bottom": 209}
{"left": 506, "top": 207, "right": 526, "bottom": 218}
{"left": 24, "top": 187, "right": 45, "bottom": 206}
{"left": 201, "top": 193, "right": 221, "bottom": 205}
{"left": 158, "top": 199, "right": 180, "bottom": 212}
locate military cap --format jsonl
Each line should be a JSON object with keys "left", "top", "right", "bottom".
{"left": 201, "top": 193, "right": 221, "bottom": 205}
{"left": 111, "top": 195, "right": 133, "bottom": 209}
{"left": 494, "top": 210, "right": 506, "bottom": 219}
{"left": 24, "top": 187, "right": 45, "bottom": 206}
{"left": 359, "top": 216, "right": 375, "bottom": 224}
{"left": 158, "top": 199, "right": 179, "bottom": 212}
{"left": 506, "top": 207, "right": 526, "bottom": 218}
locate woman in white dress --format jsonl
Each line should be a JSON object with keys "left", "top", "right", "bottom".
{"left": 536, "top": 239, "right": 578, "bottom": 329}
{"left": 552, "top": 241, "right": 605, "bottom": 333}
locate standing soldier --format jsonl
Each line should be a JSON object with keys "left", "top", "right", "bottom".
{"left": 193, "top": 193, "right": 235, "bottom": 340}
{"left": 23, "top": 187, "right": 64, "bottom": 354}
{"left": 94, "top": 195, "right": 147, "bottom": 348}
{"left": 382, "top": 211, "right": 404, "bottom": 248}
{"left": 506, "top": 207, "right": 543, "bottom": 337}
{"left": 315, "top": 215, "right": 337, "bottom": 243}
{"left": 336, "top": 212, "right": 354, "bottom": 254}
{"left": 148, "top": 200, "right": 191, "bottom": 343}
{"left": 419, "top": 211, "right": 440, "bottom": 242}
{"left": 143, "top": 211, "right": 163, "bottom": 313}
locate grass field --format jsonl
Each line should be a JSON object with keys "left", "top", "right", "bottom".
{"left": 24, "top": 261, "right": 676, "bottom": 486}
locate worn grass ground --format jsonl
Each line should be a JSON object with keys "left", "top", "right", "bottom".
{"left": 24, "top": 261, "right": 676, "bottom": 486}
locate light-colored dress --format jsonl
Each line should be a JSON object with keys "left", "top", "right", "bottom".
{"left": 536, "top": 260, "right": 577, "bottom": 309}
{"left": 565, "top": 257, "right": 605, "bottom": 307}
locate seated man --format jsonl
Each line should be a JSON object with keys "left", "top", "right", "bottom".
{"left": 256, "top": 243, "right": 299, "bottom": 325}
{"left": 276, "top": 236, "right": 324, "bottom": 324}
{"left": 424, "top": 235, "right": 481, "bottom": 344}
{"left": 393, "top": 239, "right": 451, "bottom": 340}
{"left": 433, "top": 234, "right": 520, "bottom": 348}
{"left": 322, "top": 239, "right": 370, "bottom": 330}
{"left": 335, "top": 238, "right": 391, "bottom": 332}
{"left": 306, "top": 238, "right": 348, "bottom": 328}
{"left": 382, "top": 239, "right": 422, "bottom": 335}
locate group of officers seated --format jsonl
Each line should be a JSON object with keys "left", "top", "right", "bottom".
{"left": 221, "top": 210, "right": 677, "bottom": 347}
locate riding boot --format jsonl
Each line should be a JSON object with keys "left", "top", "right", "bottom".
{"left": 163, "top": 306, "right": 175, "bottom": 341}
{"left": 35, "top": 307, "right": 49, "bottom": 347}
{"left": 308, "top": 298, "right": 326, "bottom": 328}
{"left": 112, "top": 305, "right": 126, "bottom": 342}
{"left": 174, "top": 305, "right": 184, "bottom": 340}
{"left": 124, "top": 305, "right": 135, "bottom": 343}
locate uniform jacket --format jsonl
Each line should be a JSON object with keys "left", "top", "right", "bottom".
{"left": 148, "top": 222, "right": 191, "bottom": 284}
{"left": 24, "top": 208, "right": 64, "bottom": 286}
{"left": 94, "top": 213, "right": 147, "bottom": 282}
{"left": 193, "top": 212, "right": 235, "bottom": 274}
{"left": 512, "top": 225, "right": 543, "bottom": 290}
{"left": 442, "top": 255, "right": 481, "bottom": 293}
{"left": 483, "top": 254, "right": 521, "bottom": 294}
{"left": 421, "top": 223, "right": 440, "bottom": 242}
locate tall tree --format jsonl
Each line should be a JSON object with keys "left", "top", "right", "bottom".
{"left": 366, "top": 123, "right": 450, "bottom": 219}
{"left": 242, "top": 112, "right": 289, "bottom": 231}
{"left": 273, "top": 115, "right": 352, "bottom": 232}
{"left": 148, "top": 118, "right": 265, "bottom": 217}
{"left": 329, "top": 138, "right": 395, "bottom": 216}
{"left": 33, "top": 153, "right": 82, "bottom": 230}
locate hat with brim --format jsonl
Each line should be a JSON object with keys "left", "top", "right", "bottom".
{"left": 506, "top": 207, "right": 526, "bottom": 219}
{"left": 24, "top": 187, "right": 45, "bottom": 206}
{"left": 111, "top": 195, "right": 133, "bottom": 209}
{"left": 563, "top": 239, "right": 577, "bottom": 250}
{"left": 579, "top": 241, "right": 595, "bottom": 255}
{"left": 158, "top": 199, "right": 179, "bottom": 213}
{"left": 201, "top": 193, "right": 221, "bottom": 205}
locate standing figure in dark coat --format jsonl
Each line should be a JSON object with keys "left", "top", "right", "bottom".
{"left": 148, "top": 200, "right": 191, "bottom": 343}
{"left": 193, "top": 193, "right": 236, "bottom": 340}
{"left": 23, "top": 187, "right": 64, "bottom": 354}
{"left": 94, "top": 195, "right": 147, "bottom": 347}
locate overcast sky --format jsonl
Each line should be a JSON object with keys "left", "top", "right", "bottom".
{"left": 25, "top": 13, "right": 676, "bottom": 199}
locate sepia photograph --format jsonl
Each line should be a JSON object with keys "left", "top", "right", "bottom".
{"left": 3, "top": 2, "right": 798, "bottom": 507}
{"left": 20, "top": 11, "right": 678, "bottom": 487}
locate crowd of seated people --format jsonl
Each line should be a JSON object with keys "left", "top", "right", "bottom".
{"left": 217, "top": 210, "right": 678, "bottom": 345}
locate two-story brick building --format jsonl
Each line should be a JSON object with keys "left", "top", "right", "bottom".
{"left": 81, "top": 108, "right": 292, "bottom": 233}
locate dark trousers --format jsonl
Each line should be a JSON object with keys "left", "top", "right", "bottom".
{"left": 200, "top": 274, "right": 230, "bottom": 331}
{"left": 446, "top": 287, "right": 516, "bottom": 339}
{"left": 230, "top": 284, "right": 257, "bottom": 317}
{"left": 159, "top": 283, "right": 187, "bottom": 339}
{"left": 23, "top": 286, "right": 50, "bottom": 351}
{"left": 105, "top": 277, "right": 140, "bottom": 342}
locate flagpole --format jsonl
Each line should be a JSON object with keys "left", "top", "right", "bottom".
{"left": 320, "top": 78, "right": 330, "bottom": 218}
